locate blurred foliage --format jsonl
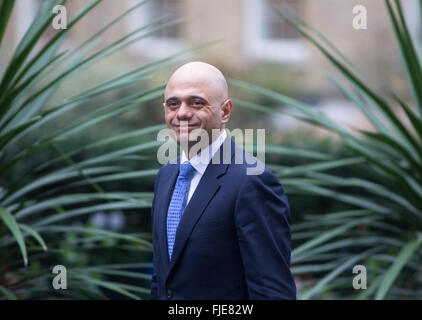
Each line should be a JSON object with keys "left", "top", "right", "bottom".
{"left": 3, "top": 0, "right": 421, "bottom": 301}
{"left": 231, "top": 0, "right": 422, "bottom": 299}
{"left": 0, "top": 0, "right": 189, "bottom": 300}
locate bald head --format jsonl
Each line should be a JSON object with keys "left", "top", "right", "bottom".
{"left": 165, "top": 61, "right": 228, "bottom": 104}
{"left": 163, "top": 61, "right": 233, "bottom": 151}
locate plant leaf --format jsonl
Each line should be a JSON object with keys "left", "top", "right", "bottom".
{"left": 375, "top": 234, "right": 422, "bottom": 299}
{"left": 0, "top": 207, "right": 28, "bottom": 266}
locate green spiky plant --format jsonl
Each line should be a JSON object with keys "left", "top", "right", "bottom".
{"left": 0, "top": 0, "right": 195, "bottom": 299}
{"left": 230, "top": 0, "right": 422, "bottom": 299}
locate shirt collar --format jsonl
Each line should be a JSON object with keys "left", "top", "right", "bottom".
{"left": 180, "top": 130, "right": 227, "bottom": 175}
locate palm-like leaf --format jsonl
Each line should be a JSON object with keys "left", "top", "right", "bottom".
{"left": 0, "top": 0, "right": 189, "bottom": 299}
{"left": 231, "top": 0, "right": 422, "bottom": 299}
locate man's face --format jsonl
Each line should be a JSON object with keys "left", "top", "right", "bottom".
{"left": 164, "top": 75, "right": 228, "bottom": 146}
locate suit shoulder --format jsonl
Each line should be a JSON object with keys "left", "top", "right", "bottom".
{"left": 157, "top": 156, "right": 180, "bottom": 174}
{"left": 155, "top": 160, "right": 178, "bottom": 187}
{"left": 229, "top": 141, "right": 275, "bottom": 182}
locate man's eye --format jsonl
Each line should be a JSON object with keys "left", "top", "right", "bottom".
{"left": 167, "top": 101, "right": 179, "bottom": 108}
{"left": 191, "top": 100, "right": 205, "bottom": 107}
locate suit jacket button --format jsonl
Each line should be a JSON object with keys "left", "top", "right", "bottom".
{"left": 166, "top": 289, "right": 173, "bottom": 299}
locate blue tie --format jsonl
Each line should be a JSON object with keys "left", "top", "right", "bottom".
{"left": 167, "top": 161, "right": 196, "bottom": 261}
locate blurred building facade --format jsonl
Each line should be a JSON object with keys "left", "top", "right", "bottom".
{"left": 3, "top": 0, "right": 421, "bottom": 133}
{"left": 7, "top": 0, "right": 420, "bottom": 69}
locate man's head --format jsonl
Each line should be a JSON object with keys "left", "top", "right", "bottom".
{"left": 163, "top": 61, "right": 232, "bottom": 149}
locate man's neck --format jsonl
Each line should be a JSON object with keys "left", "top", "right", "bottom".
{"left": 183, "top": 129, "right": 225, "bottom": 160}
{"left": 181, "top": 129, "right": 227, "bottom": 162}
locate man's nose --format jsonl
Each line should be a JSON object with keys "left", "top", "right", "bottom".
{"left": 176, "top": 102, "right": 192, "bottom": 120}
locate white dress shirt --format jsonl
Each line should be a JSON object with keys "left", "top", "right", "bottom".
{"left": 180, "top": 129, "right": 227, "bottom": 205}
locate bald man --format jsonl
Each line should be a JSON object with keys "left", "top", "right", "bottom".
{"left": 150, "top": 62, "right": 296, "bottom": 300}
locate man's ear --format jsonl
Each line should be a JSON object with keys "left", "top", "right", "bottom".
{"left": 221, "top": 99, "right": 232, "bottom": 124}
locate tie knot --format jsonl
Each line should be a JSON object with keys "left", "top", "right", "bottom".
{"left": 179, "top": 161, "right": 195, "bottom": 178}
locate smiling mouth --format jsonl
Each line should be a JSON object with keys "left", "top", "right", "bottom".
{"left": 173, "top": 125, "right": 200, "bottom": 131}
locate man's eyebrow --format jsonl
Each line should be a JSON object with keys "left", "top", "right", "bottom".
{"left": 165, "top": 95, "right": 208, "bottom": 102}
{"left": 188, "top": 95, "right": 207, "bottom": 101}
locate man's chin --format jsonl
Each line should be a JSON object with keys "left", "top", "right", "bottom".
{"left": 173, "top": 127, "right": 202, "bottom": 139}
{"left": 172, "top": 126, "right": 200, "bottom": 133}
{"left": 179, "top": 132, "right": 200, "bottom": 140}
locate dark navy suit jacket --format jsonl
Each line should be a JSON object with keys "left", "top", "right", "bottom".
{"left": 150, "top": 137, "right": 296, "bottom": 299}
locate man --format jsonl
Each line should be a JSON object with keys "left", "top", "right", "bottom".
{"left": 150, "top": 61, "right": 296, "bottom": 299}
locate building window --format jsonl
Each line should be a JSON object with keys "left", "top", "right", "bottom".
{"left": 126, "top": 0, "right": 185, "bottom": 58}
{"left": 243, "top": 0, "right": 310, "bottom": 64}
{"left": 151, "top": 0, "right": 183, "bottom": 39}
{"left": 14, "top": 0, "right": 40, "bottom": 44}
{"left": 263, "top": 0, "right": 302, "bottom": 40}
{"left": 14, "top": 0, "right": 64, "bottom": 47}
{"left": 402, "top": 0, "right": 422, "bottom": 44}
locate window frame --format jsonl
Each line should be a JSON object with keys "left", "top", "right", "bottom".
{"left": 14, "top": 0, "right": 40, "bottom": 44}
{"left": 402, "top": 0, "right": 421, "bottom": 43}
{"left": 126, "top": 0, "right": 186, "bottom": 58}
{"left": 243, "top": 0, "right": 310, "bottom": 65}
